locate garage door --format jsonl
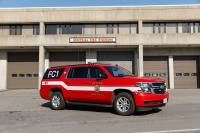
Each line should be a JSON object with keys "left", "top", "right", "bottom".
{"left": 144, "top": 56, "right": 169, "bottom": 86}
{"left": 7, "top": 52, "right": 39, "bottom": 89}
{"left": 50, "top": 52, "right": 86, "bottom": 67}
{"left": 97, "top": 51, "right": 134, "bottom": 73}
{"left": 174, "top": 56, "right": 199, "bottom": 89}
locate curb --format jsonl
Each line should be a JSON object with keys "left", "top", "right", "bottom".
{"left": 0, "top": 89, "right": 7, "bottom": 92}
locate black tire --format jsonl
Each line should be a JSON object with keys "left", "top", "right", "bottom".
{"left": 50, "top": 91, "right": 66, "bottom": 110}
{"left": 113, "top": 92, "right": 135, "bottom": 116}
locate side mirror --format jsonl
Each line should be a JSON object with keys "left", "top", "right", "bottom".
{"left": 96, "top": 73, "right": 107, "bottom": 81}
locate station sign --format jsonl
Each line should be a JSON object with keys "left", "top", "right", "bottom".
{"left": 69, "top": 37, "right": 116, "bottom": 43}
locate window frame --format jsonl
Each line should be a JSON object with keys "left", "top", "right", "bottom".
{"left": 88, "top": 67, "right": 108, "bottom": 79}
{"left": 67, "top": 67, "right": 89, "bottom": 79}
{"left": 9, "top": 25, "right": 22, "bottom": 35}
{"left": 107, "top": 24, "right": 114, "bottom": 34}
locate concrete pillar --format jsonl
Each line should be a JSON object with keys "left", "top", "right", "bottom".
{"left": 138, "top": 45, "right": 144, "bottom": 77}
{"left": 134, "top": 49, "right": 139, "bottom": 76}
{"left": 0, "top": 51, "right": 7, "bottom": 90}
{"left": 86, "top": 50, "right": 97, "bottom": 64}
{"left": 45, "top": 52, "right": 49, "bottom": 70}
{"left": 178, "top": 23, "right": 182, "bottom": 33}
{"left": 38, "top": 46, "right": 45, "bottom": 89}
{"left": 138, "top": 20, "right": 143, "bottom": 34}
{"left": 190, "top": 23, "right": 194, "bottom": 33}
{"left": 40, "top": 22, "right": 45, "bottom": 35}
{"left": 168, "top": 56, "right": 175, "bottom": 89}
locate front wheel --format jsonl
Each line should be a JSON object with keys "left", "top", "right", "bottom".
{"left": 113, "top": 92, "right": 135, "bottom": 116}
{"left": 50, "top": 91, "right": 66, "bottom": 110}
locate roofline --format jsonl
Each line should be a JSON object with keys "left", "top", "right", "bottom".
{"left": 49, "top": 63, "right": 114, "bottom": 69}
{"left": 0, "top": 4, "right": 200, "bottom": 10}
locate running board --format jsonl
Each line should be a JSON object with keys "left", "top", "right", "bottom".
{"left": 66, "top": 101, "right": 112, "bottom": 108}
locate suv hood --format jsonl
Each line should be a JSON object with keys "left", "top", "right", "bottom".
{"left": 124, "top": 76, "right": 165, "bottom": 83}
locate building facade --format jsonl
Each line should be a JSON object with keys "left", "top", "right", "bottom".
{"left": 0, "top": 5, "right": 200, "bottom": 90}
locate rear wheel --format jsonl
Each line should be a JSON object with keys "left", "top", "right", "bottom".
{"left": 113, "top": 92, "right": 135, "bottom": 116}
{"left": 50, "top": 91, "right": 66, "bottom": 110}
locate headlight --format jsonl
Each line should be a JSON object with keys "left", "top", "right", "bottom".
{"left": 136, "top": 82, "right": 152, "bottom": 93}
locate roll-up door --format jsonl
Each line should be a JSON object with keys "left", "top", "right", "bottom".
{"left": 97, "top": 51, "right": 134, "bottom": 73}
{"left": 144, "top": 56, "right": 169, "bottom": 86}
{"left": 174, "top": 56, "right": 199, "bottom": 89}
{"left": 7, "top": 52, "right": 39, "bottom": 89}
{"left": 49, "top": 52, "right": 86, "bottom": 67}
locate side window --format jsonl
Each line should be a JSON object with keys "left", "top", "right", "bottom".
{"left": 89, "top": 67, "right": 107, "bottom": 78}
{"left": 67, "top": 67, "right": 89, "bottom": 78}
{"left": 43, "top": 68, "right": 65, "bottom": 79}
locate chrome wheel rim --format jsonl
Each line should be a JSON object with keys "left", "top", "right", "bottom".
{"left": 52, "top": 95, "right": 60, "bottom": 108}
{"left": 116, "top": 97, "right": 130, "bottom": 112}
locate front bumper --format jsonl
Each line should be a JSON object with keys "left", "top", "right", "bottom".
{"left": 133, "top": 92, "right": 169, "bottom": 107}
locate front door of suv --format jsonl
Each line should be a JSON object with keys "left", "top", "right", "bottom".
{"left": 88, "top": 67, "right": 112, "bottom": 104}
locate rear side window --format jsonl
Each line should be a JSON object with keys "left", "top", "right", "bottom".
{"left": 43, "top": 68, "right": 65, "bottom": 79}
{"left": 67, "top": 67, "right": 89, "bottom": 78}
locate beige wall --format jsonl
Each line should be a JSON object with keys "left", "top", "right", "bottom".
{"left": 1, "top": 5, "right": 200, "bottom": 23}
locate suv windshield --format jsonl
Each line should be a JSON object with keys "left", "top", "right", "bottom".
{"left": 104, "top": 66, "right": 133, "bottom": 77}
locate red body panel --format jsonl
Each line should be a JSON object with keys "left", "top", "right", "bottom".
{"left": 40, "top": 64, "right": 169, "bottom": 108}
{"left": 134, "top": 92, "right": 169, "bottom": 107}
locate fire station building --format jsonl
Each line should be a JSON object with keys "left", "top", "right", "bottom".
{"left": 0, "top": 5, "right": 200, "bottom": 90}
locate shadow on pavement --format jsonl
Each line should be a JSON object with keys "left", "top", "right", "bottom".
{"left": 41, "top": 102, "right": 162, "bottom": 116}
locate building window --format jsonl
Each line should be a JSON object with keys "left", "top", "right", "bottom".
{"left": 10, "top": 25, "right": 22, "bottom": 35}
{"left": 58, "top": 24, "right": 83, "bottom": 34}
{"left": 118, "top": 24, "right": 130, "bottom": 34}
{"left": 182, "top": 23, "right": 191, "bottom": 33}
{"left": 107, "top": 24, "right": 114, "bottom": 34}
{"left": 143, "top": 23, "right": 154, "bottom": 34}
{"left": 60, "top": 25, "right": 70, "bottom": 34}
{"left": 70, "top": 25, "right": 83, "bottom": 34}
{"left": 33, "top": 25, "right": 39, "bottom": 35}
{"left": 153, "top": 23, "right": 166, "bottom": 34}
{"left": 45, "top": 25, "right": 57, "bottom": 34}
{"left": 26, "top": 74, "right": 32, "bottom": 77}
{"left": 19, "top": 74, "right": 25, "bottom": 77}
{"left": 11, "top": 74, "right": 18, "bottom": 77}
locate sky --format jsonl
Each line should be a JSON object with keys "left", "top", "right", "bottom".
{"left": 0, "top": 0, "right": 200, "bottom": 8}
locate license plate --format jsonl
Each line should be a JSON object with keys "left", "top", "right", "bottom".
{"left": 163, "top": 98, "right": 168, "bottom": 104}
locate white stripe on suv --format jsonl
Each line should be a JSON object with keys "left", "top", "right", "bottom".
{"left": 42, "top": 81, "right": 141, "bottom": 92}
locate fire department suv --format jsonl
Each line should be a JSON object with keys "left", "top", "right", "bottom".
{"left": 40, "top": 63, "right": 169, "bottom": 116}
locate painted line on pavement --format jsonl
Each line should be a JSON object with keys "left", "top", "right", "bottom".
{"left": 137, "top": 128, "right": 200, "bottom": 133}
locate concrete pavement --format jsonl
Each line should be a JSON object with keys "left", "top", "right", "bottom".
{"left": 0, "top": 89, "right": 200, "bottom": 133}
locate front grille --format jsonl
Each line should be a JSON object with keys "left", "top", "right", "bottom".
{"left": 150, "top": 82, "right": 166, "bottom": 94}
{"left": 153, "top": 88, "right": 166, "bottom": 94}
{"left": 152, "top": 82, "right": 165, "bottom": 87}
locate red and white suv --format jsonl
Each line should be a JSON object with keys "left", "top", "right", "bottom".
{"left": 40, "top": 63, "right": 169, "bottom": 116}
